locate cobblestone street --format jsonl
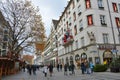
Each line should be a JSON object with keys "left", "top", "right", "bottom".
{"left": 2, "top": 68, "right": 120, "bottom": 80}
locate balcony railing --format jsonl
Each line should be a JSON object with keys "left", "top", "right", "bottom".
{"left": 62, "top": 28, "right": 74, "bottom": 47}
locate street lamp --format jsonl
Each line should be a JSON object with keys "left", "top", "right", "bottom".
{"left": 96, "top": 44, "right": 101, "bottom": 64}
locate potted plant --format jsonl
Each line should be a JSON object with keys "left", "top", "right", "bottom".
{"left": 110, "top": 57, "right": 120, "bottom": 73}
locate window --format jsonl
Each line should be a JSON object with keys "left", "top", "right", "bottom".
{"left": 2, "top": 42, "right": 7, "bottom": 49}
{"left": 85, "top": 0, "right": 91, "bottom": 9}
{"left": 81, "top": 37, "right": 85, "bottom": 46}
{"left": 74, "top": 25, "right": 77, "bottom": 35}
{"left": 100, "top": 15, "right": 106, "bottom": 25}
{"left": 75, "top": 40, "right": 78, "bottom": 49}
{"left": 103, "top": 34, "right": 109, "bottom": 43}
{"left": 66, "top": 21, "right": 68, "bottom": 29}
{"left": 3, "top": 35, "right": 8, "bottom": 41}
{"left": 115, "top": 17, "right": 120, "bottom": 28}
{"left": 69, "top": 17, "right": 71, "bottom": 25}
{"left": 73, "top": 12, "right": 76, "bottom": 21}
{"left": 112, "top": 3, "right": 118, "bottom": 12}
{"left": 78, "top": 5, "right": 82, "bottom": 15}
{"left": 98, "top": 0, "right": 104, "bottom": 9}
{"left": 87, "top": 15, "right": 93, "bottom": 26}
{"left": 79, "top": 20, "right": 83, "bottom": 31}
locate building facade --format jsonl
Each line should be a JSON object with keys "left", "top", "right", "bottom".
{"left": 44, "top": 0, "right": 120, "bottom": 68}
{"left": 0, "top": 11, "right": 9, "bottom": 57}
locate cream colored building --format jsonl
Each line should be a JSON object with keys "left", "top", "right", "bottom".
{"left": 44, "top": 0, "right": 120, "bottom": 68}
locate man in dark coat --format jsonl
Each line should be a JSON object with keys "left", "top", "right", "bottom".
{"left": 48, "top": 63, "right": 53, "bottom": 77}
{"left": 64, "top": 64, "right": 68, "bottom": 75}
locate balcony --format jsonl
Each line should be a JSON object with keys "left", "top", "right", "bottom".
{"left": 62, "top": 29, "right": 74, "bottom": 47}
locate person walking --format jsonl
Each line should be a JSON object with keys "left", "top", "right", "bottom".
{"left": 70, "top": 63, "right": 75, "bottom": 75}
{"left": 85, "top": 60, "right": 90, "bottom": 74}
{"left": 89, "top": 62, "right": 94, "bottom": 73}
{"left": 43, "top": 65, "right": 48, "bottom": 77}
{"left": 64, "top": 64, "right": 68, "bottom": 76}
{"left": 81, "top": 62, "right": 85, "bottom": 74}
{"left": 26, "top": 64, "right": 32, "bottom": 75}
{"left": 32, "top": 65, "right": 37, "bottom": 75}
{"left": 60, "top": 63, "right": 62, "bottom": 71}
{"left": 57, "top": 64, "right": 60, "bottom": 72}
{"left": 48, "top": 63, "right": 53, "bottom": 77}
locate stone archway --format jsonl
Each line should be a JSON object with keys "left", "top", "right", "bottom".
{"left": 103, "top": 50, "right": 113, "bottom": 65}
{"left": 81, "top": 53, "right": 87, "bottom": 62}
{"left": 75, "top": 54, "right": 80, "bottom": 68}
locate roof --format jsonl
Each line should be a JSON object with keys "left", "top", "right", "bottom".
{"left": 52, "top": 19, "right": 59, "bottom": 30}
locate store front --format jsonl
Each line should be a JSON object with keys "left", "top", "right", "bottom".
{"left": 103, "top": 50, "right": 113, "bottom": 65}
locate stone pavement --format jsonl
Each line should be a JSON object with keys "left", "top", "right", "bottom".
{"left": 2, "top": 68, "right": 120, "bottom": 80}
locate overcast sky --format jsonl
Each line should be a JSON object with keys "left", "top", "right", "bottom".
{"left": 31, "top": 0, "right": 69, "bottom": 37}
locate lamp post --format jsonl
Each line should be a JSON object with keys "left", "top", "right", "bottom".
{"left": 96, "top": 44, "right": 101, "bottom": 64}
{"left": 106, "top": 0, "right": 117, "bottom": 56}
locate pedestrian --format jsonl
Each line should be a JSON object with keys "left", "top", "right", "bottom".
{"left": 57, "top": 64, "right": 60, "bottom": 72}
{"left": 89, "top": 62, "right": 94, "bottom": 73}
{"left": 70, "top": 63, "right": 75, "bottom": 75}
{"left": 64, "top": 64, "right": 68, "bottom": 76}
{"left": 26, "top": 64, "right": 32, "bottom": 75}
{"left": 60, "top": 63, "right": 62, "bottom": 71}
{"left": 80, "top": 62, "right": 85, "bottom": 74}
{"left": 43, "top": 65, "right": 48, "bottom": 77}
{"left": 68, "top": 64, "right": 72, "bottom": 75}
{"left": 48, "top": 63, "right": 53, "bottom": 77}
{"left": 32, "top": 65, "right": 37, "bottom": 75}
{"left": 84, "top": 60, "right": 90, "bottom": 74}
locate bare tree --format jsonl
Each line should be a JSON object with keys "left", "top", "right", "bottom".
{"left": 0, "top": 0, "right": 43, "bottom": 59}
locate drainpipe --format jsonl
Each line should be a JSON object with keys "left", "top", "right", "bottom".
{"left": 106, "top": 0, "right": 117, "bottom": 55}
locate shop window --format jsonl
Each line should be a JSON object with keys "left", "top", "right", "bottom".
{"left": 95, "top": 57, "right": 100, "bottom": 64}
{"left": 115, "top": 17, "right": 120, "bottom": 28}
{"left": 85, "top": 0, "right": 91, "bottom": 9}
{"left": 87, "top": 15, "right": 93, "bottom": 26}
{"left": 112, "top": 3, "right": 118, "bottom": 12}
